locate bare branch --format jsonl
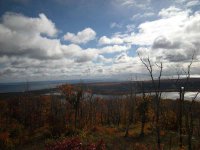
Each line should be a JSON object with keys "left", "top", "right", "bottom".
{"left": 191, "top": 91, "right": 199, "bottom": 102}
{"left": 138, "top": 53, "right": 156, "bottom": 91}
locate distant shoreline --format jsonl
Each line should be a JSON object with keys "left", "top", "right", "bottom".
{"left": 0, "top": 78, "right": 200, "bottom": 97}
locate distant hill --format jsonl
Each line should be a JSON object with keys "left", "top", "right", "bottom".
{"left": 0, "top": 78, "right": 199, "bottom": 96}
{"left": 82, "top": 78, "right": 200, "bottom": 95}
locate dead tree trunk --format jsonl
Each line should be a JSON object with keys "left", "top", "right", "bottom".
{"left": 140, "top": 81, "right": 148, "bottom": 137}
{"left": 179, "top": 52, "right": 195, "bottom": 148}
{"left": 179, "top": 87, "right": 184, "bottom": 148}
{"left": 125, "top": 78, "right": 137, "bottom": 137}
{"left": 185, "top": 92, "right": 199, "bottom": 150}
{"left": 138, "top": 54, "right": 163, "bottom": 150}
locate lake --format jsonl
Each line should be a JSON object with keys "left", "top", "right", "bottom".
{"left": 93, "top": 92, "right": 200, "bottom": 101}
{"left": 0, "top": 81, "right": 199, "bottom": 101}
{"left": 0, "top": 80, "right": 71, "bottom": 93}
{"left": 0, "top": 79, "right": 110, "bottom": 93}
{"left": 161, "top": 92, "right": 200, "bottom": 100}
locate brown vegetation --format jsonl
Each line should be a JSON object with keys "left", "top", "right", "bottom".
{"left": 0, "top": 83, "right": 200, "bottom": 150}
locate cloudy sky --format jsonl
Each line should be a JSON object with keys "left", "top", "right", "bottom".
{"left": 0, "top": 0, "right": 200, "bottom": 82}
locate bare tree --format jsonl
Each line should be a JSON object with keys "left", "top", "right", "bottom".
{"left": 125, "top": 76, "right": 137, "bottom": 137}
{"left": 178, "top": 86, "right": 184, "bottom": 148}
{"left": 139, "top": 81, "right": 149, "bottom": 137}
{"left": 185, "top": 92, "right": 199, "bottom": 150}
{"left": 178, "top": 52, "right": 195, "bottom": 148}
{"left": 138, "top": 54, "right": 163, "bottom": 150}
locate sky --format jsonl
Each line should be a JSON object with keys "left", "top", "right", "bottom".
{"left": 0, "top": 0, "right": 200, "bottom": 82}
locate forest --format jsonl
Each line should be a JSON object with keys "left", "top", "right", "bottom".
{"left": 1, "top": 56, "right": 200, "bottom": 150}
{"left": 0, "top": 78, "right": 200, "bottom": 150}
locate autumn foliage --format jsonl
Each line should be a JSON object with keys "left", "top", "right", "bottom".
{"left": 0, "top": 84, "right": 200, "bottom": 149}
{"left": 45, "top": 138, "right": 105, "bottom": 150}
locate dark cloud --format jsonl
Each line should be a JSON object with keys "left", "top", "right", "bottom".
{"left": 152, "top": 36, "right": 181, "bottom": 49}
{"left": 0, "top": 68, "right": 14, "bottom": 76}
{"left": 97, "top": 68, "right": 103, "bottom": 73}
{"left": 163, "top": 54, "right": 189, "bottom": 62}
{"left": 75, "top": 54, "right": 94, "bottom": 63}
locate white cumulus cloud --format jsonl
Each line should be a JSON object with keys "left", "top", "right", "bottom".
{"left": 63, "top": 28, "right": 96, "bottom": 44}
{"left": 98, "top": 36, "right": 124, "bottom": 45}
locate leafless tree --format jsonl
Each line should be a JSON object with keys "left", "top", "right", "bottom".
{"left": 138, "top": 53, "right": 163, "bottom": 150}
{"left": 185, "top": 92, "right": 199, "bottom": 150}
{"left": 125, "top": 76, "right": 137, "bottom": 137}
{"left": 139, "top": 81, "right": 149, "bottom": 137}
{"left": 178, "top": 52, "right": 195, "bottom": 148}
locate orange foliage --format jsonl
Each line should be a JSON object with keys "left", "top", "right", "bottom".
{"left": 0, "top": 132, "right": 9, "bottom": 143}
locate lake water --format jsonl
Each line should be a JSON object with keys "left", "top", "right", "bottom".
{"left": 94, "top": 92, "right": 200, "bottom": 101}
{"left": 0, "top": 79, "right": 109, "bottom": 93}
{"left": 161, "top": 92, "right": 200, "bottom": 100}
{"left": 0, "top": 81, "right": 199, "bottom": 101}
{"left": 0, "top": 80, "right": 74, "bottom": 93}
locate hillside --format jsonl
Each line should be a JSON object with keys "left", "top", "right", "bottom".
{"left": 82, "top": 78, "right": 200, "bottom": 95}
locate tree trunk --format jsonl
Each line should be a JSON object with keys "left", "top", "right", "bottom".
{"left": 156, "top": 95, "right": 161, "bottom": 150}
{"left": 179, "top": 87, "right": 184, "bottom": 148}
{"left": 75, "top": 106, "right": 78, "bottom": 128}
{"left": 124, "top": 121, "right": 130, "bottom": 137}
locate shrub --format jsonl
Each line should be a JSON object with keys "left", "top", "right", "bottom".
{"left": 45, "top": 138, "right": 105, "bottom": 150}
